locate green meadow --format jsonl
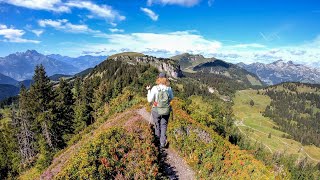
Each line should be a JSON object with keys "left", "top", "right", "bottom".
{"left": 233, "top": 89, "right": 320, "bottom": 163}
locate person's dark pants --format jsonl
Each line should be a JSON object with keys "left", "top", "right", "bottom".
{"left": 152, "top": 110, "right": 170, "bottom": 147}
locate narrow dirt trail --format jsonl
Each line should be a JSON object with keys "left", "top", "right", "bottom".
{"left": 137, "top": 108, "right": 196, "bottom": 180}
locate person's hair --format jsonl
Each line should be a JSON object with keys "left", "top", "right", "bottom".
{"left": 156, "top": 77, "right": 170, "bottom": 86}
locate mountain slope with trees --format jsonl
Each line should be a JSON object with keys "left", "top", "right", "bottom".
{"left": 1, "top": 52, "right": 319, "bottom": 179}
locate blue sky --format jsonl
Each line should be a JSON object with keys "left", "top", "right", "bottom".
{"left": 0, "top": 0, "right": 319, "bottom": 65}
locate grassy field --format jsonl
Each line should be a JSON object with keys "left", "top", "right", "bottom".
{"left": 233, "top": 90, "right": 320, "bottom": 163}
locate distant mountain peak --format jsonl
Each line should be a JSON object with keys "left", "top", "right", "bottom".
{"left": 238, "top": 60, "right": 320, "bottom": 85}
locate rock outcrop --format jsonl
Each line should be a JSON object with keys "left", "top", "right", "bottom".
{"left": 109, "top": 53, "right": 183, "bottom": 78}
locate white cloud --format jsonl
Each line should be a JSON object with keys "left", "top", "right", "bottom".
{"left": 38, "top": 19, "right": 99, "bottom": 34}
{"left": 0, "top": 24, "right": 40, "bottom": 43}
{"left": 109, "top": 28, "right": 124, "bottom": 33}
{"left": 31, "top": 29, "right": 44, "bottom": 37}
{"left": 140, "top": 8, "right": 159, "bottom": 21}
{"left": 147, "top": 0, "right": 201, "bottom": 7}
{"left": 65, "top": 1, "right": 125, "bottom": 23}
{"left": 77, "top": 31, "right": 221, "bottom": 57}
{"left": 212, "top": 35, "right": 320, "bottom": 65}
{"left": 1, "top": 0, "right": 125, "bottom": 24}
{"left": 0, "top": 0, "right": 70, "bottom": 12}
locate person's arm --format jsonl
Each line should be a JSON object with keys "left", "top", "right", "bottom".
{"left": 147, "top": 86, "right": 156, "bottom": 102}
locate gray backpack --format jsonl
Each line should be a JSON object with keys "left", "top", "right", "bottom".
{"left": 155, "top": 86, "right": 170, "bottom": 115}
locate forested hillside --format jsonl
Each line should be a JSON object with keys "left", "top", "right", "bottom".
{"left": 0, "top": 53, "right": 319, "bottom": 179}
{"left": 263, "top": 83, "right": 320, "bottom": 147}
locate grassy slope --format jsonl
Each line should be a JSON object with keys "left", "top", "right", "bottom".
{"left": 233, "top": 90, "right": 320, "bottom": 162}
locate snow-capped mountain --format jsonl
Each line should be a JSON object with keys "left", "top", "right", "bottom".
{"left": 237, "top": 60, "right": 320, "bottom": 85}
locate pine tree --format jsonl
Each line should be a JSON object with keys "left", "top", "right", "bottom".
{"left": 73, "top": 79, "right": 94, "bottom": 133}
{"left": 12, "top": 85, "right": 36, "bottom": 166}
{"left": 29, "top": 64, "right": 56, "bottom": 149}
{"left": 54, "top": 78, "right": 75, "bottom": 147}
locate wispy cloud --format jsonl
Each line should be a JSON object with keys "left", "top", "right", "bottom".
{"left": 38, "top": 19, "right": 100, "bottom": 34}
{"left": 0, "top": 24, "right": 40, "bottom": 43}
{"left": 65, "top": 1, "right": 125, "bottom": 23}
{"left": 147, "top": 0, "right": 201, "bottom": 7}
{"left": 259, "top": 32, "right": 280, "bottom": 42}
{"left": 31, "top": 29, "right": 44, "bottom": 37}
{"left": 0, "top": 0, "right": 70, "bottom": 12}
{"left": 109, "top": 28, "right": 124, "bottom": 33}
{"left": 1, "top": 0, "right": 125, "bottom": 24}
{"left": 140, "top": 7, "right": 159, "bottom": 21}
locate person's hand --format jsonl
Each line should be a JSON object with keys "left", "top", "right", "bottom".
{"left": 146, "top": 85, "right": 151, "bottom": 90}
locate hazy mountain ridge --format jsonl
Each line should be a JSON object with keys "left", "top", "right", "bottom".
{"left": 47, "top": 54, "right": 107, "bottom": 71}
{"left": 238, "top": 60, "right": 320, "bottom": 85}
{"left": 0, "top": 73, "right": 18, "bottom": 85}
{"left": 0, "top": 50, "right": 107, "bottom": 81}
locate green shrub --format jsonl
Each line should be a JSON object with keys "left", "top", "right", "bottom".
{"left": 56, "top": 122, "right": 160, "bottom": 179}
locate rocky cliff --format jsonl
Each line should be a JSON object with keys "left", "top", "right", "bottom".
{"left": 109, "top": 53, "right": 183, "bottom": 78}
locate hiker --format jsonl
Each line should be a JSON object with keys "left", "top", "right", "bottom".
{"left": 146, "top": 72, "right": 174, "bottom": 148}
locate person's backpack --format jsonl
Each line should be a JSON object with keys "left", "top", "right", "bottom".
{"left": 155, "top": 86, "right": 171, "bottom": 115}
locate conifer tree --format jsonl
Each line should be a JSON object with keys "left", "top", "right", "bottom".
{"left": 73, "top": 79, "right": 94, "bottom": 133}
{"left": 29, "top": 64, "right": 56, "bottom": 149}
{"left": 12, "top": 85, "right": 36, "bottom": 165}
{"left": 54, "top": 78, "right": 75, "bottom": 147}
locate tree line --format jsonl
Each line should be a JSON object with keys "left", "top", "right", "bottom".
{"left": 263, "top": 83, "right": 320, "bottom": 147}
{"left": 0, "top": 60, "right": 159, "bottom": 179}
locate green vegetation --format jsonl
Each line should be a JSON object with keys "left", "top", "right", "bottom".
{"left": 1, "top": 54, "right": 319, "bottom": 179}
{"left": 264, "top": 83, "right": 320, "bottom": 147}
{"left": 166, "top": 99, "right": 275, "bottom": 179}
{"left": 56, "top": 122, "right": 159, "bottom": 179}
{"left": 170, "top": 53, "right": 214, "bottom": 70}
{"left": 233, "top": 88, "right": 320, "bottom": 179}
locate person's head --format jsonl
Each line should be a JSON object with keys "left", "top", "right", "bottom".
{"left": 156, "top": 72, "right": 170, "bottom": 86}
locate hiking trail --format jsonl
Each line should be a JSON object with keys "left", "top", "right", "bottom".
{"left": 40, "top": 108, "right": 196, "bottom": 180}
{"left": 137, "top": 108, "right": 196, "bottom": 180}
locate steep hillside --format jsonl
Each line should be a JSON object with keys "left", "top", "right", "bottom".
{"left": 170, "top": 53, "right": 214, "bottom": 72}
{"left": 182, "top": 59, "right": 263, "bottom": 96}
{"left": 0, "top": 84, "right": 19, "bottom": 100}
{"left": 104, "top": 52, "right": 183, "bottom": 78}
{"left": 0, "top": 73, "right": 18, "bottom": 85}
{"left": 238, "top": 60, "right": 320, "bottom": 85}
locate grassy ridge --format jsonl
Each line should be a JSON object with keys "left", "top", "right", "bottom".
{"left": 166, "top": 99, "right": 276, "bottom": 179}
{"left": 233, "top": 89, "right": 320, "bottom": 162}
{"left": 54, "top": 109, "right": 160, "bottom": 179}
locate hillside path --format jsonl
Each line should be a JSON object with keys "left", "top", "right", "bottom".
{"left": 137, "top": 108, "right": 196, "bottom": 180}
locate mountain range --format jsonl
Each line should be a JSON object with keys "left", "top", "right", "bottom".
{"left": 237, "top": 60, "right": 320, "bottom": 85}
{"left": 0, "top": 50, "right": 107, "bottom": 81}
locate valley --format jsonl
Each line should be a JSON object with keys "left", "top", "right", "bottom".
{"left": 233, "top": 89, "right": 320, "bottom": 162}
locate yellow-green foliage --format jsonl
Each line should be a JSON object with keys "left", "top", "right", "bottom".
{"left": 167, "top": 99, "right": 276, "bottom": 179}
{"left": 56, "top": 118, "right": 159, "bottom": 179}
